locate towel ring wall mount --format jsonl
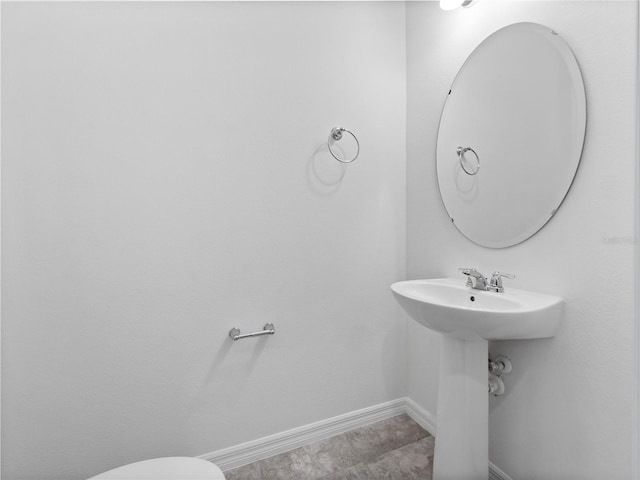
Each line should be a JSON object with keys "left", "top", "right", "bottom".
{"left": 328, "top": 127, "right": 360, "bottom": 164}
{"left": 457, "top": 146, "right": 480, "bottom": 176}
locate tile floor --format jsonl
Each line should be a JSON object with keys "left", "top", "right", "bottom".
{"left": 224, "top": 414, "right": 434, "bottom": 480}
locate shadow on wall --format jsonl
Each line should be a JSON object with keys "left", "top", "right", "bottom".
{"left": 306, "top": 144, "right": 347, "bottom": 196}
{"left": 189, "top": 335, "right": 271, "bottom": 412}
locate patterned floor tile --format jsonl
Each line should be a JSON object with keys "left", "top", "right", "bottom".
{"left": 302, "top": 431, "right": 363, "bottom": 475}
{"left": 317, "top": 462, "right": 373, "bottom": 480}
{"left": 259, "top": 446, "right": 328, "bottom": 480}
{"left": 345, "top": 414, "right": 430, "bottom": 461}
{"left": 224, "top": 461, "right": 262, "bottom": 480}
{"left": 223, "top": 414, "right": 434, "bottom": 480}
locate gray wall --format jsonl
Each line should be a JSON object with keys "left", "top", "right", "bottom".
{"left": 406, "top": 1, "right": 637, "bottom": 478}
{"left": 1, "top": 3, "right": 407, "bottom": 479}
{"left": 3, "top": 1, "right": 637, "bottom": 479}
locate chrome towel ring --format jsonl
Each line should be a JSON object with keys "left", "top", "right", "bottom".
{"left": 328, "top": 127, "right": 360, "bottom": 163}
{"left": 457, "top": 146, "right": 480, "bottom": 175}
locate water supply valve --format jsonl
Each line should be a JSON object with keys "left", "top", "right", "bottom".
{"left": 488, "top": 355, "right": 512, "bottom": 396}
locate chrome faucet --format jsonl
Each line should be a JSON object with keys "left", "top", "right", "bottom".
{"left": 459, "top": 268, "right": 515, "bottom": 293}
{"left": 459, "top": 268, "right": 489, "bottom": 290}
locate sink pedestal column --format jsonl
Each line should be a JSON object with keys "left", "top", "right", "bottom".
{"left": 433, "top": 336, "right": 488, "bottom": 480}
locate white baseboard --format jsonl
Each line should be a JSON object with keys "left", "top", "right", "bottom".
{"left": 488, "top": 462, "right": 514, "bottom": 480}
{"left": 404, "top": 397, "right": 437, "bottom": 437}
{"left": 200, "top": 398, "right": 406, "bottom": 471}
{"left": 200, "top": 396, "right": 512, "bottom": 480}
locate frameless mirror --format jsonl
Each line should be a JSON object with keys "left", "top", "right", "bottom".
{"left": 436, "top": 22, "right": 586, "bottom": 248}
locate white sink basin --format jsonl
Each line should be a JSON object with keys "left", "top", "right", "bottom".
{"left": 391, "top": 278, "right": 564, "bottom": 341}
{"left": 391, "top": 277, "right": 565, "bottom": 479}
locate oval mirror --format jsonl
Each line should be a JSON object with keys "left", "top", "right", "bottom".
{"left": 436, "top": 22, "right": 586, "bottom": 248}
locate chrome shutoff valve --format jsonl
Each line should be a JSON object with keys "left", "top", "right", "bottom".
{"left": 488, "top": 355, "right": 512, "bottom": 396}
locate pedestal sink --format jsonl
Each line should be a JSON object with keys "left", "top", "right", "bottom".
{"left": 391, "top": 278, "right": 564, "bottom": 480}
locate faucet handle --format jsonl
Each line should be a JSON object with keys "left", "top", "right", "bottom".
{"left": 459, "top": 267, "right": 483, "bottom": 275}
{"left": 458, "top": 268, "right": 474, "bottom": 287}
{"left": 459, "top": 268, "right": 482, "bottom": 288}
{"left": 489, "top": 271, "right": 516, "bottom": 292}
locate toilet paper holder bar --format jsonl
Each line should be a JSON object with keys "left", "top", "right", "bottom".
{"left": 229, "top": 323, "right": 275, "bottom": 341}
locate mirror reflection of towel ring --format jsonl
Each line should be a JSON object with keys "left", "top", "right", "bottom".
{"left": 328, "top": 127, "right": 360, "bottom": 164}
{"left": 457, "top": 146, "right": 480, "bottom": 175}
